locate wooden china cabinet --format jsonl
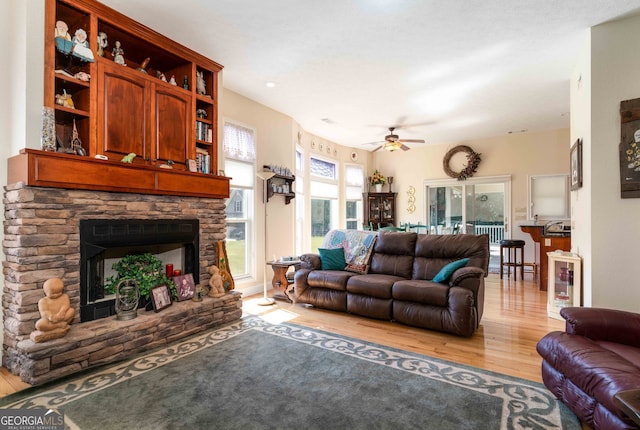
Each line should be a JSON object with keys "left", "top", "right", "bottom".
{"left": 363, "top": 192, "right": 397, "bottom": 230}
{"left": 9, "top": 0, "right": 229, "bottom": 199}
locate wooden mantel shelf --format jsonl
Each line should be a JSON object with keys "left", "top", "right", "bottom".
{"left": 8, "top": 149, "right": 230, "bottom": 199}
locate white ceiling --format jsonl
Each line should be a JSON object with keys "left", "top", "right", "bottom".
{"left": 100, "top": 0, "right": 640, "bottom": 149}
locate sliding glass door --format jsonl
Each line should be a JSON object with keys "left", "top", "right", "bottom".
{"left": 425, "top": 176, "right": 510, "bottom": 244}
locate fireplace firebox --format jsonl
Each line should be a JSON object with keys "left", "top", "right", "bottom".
{"left": 80, "top": 219, "right": 199, "bottom": 322}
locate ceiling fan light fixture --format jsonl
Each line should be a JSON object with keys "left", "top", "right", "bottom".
{"left": 385, "top": 141, "right": 402, "bottom": 152}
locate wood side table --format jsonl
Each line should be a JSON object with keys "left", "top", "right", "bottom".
{"left": 267, "top": 260, "right": 300, "bottom": 303}
{"left": 615, "top": 389, "right": 640, "bottom": 427}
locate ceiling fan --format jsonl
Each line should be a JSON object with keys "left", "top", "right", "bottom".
{"left": 365, "top": 127, "right": 426, "bottom": 152}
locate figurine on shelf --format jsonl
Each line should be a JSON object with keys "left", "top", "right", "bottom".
{"left": 208, "top": 265, "right": 225, "bottom": 298}
{"left": 54, "top": 20, "right": 72, "bottom": 54}
{"left": 97, "top": 31, "right": 108, "bottom": 57}
{"left": 137, "top": 57, "right": 151, "bottom": 74}
{"left": 71, "top": 29, "right": 94, "bottom": 62}
{"left": 157, "top": 71, "right": 167, "bottom": 82}
{"left": 30, "top": 278, "right": 75, "bottom": 343}
{"left": 73, "top": 71, "right": 90, "bottom": 82}
{"left": 196, "top": 71, "right": 206, "bottom": 95}
{"left": 196, "top": 108, "right": 207, "bottom": 119}
{"left": 112, "top": 41, "right": 126, "bottom": 66}
{"left": 55, "top": 89, "right": 74, "bottom": 109}
{"left": 169, "top": 75, "right": 177, "bottom": 85}
{"left": 70, "top": 119, "right": 86, "bottom": 156}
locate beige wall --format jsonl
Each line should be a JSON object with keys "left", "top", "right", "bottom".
{"left": 572, "top": 14, "right": 640, "bottom": 311}
{"left": 374, "top": 129, "right": 570, "bottom": 261}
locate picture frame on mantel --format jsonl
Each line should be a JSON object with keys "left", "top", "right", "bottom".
{"left": 570, "top": 138, "right": 583, "bottom": 191}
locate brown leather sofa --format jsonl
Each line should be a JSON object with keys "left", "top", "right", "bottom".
{"left": 537, "top": 307, "right": 640, "bottom": 430}
{"left": 294, "top": 231, "right": 490, "bottom": 337}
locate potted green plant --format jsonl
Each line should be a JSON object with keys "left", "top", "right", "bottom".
{"left": 104, "top": 253, "right": 177, "bottom": 308}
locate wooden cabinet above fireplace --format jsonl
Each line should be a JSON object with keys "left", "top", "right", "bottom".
{"left": 23, "top": 0, "right": 229, "bottom": 198}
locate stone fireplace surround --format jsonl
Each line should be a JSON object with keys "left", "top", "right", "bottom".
{"left": 2, "top": 182, "right": 242, "bottom": 385}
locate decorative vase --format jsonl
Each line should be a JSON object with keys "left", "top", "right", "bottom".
{"left": 375, "top": 184, "right": 382, "bottom": 193}
{"left": 41, "top": 106, "right": 57, "bottom": 152}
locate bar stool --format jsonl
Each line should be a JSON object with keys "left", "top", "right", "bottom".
{"left": 499, "top": 239, "right": 525, "bottom": 280}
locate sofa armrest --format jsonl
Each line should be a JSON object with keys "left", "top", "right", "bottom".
{"left": 560, "top": 307, "right": 640, "bottom": 347}
{"left": 449, "top": 266, "right": 485, "bottom": 287}
{"left": 299, "top": 253, "right": 321, "bottom": 270}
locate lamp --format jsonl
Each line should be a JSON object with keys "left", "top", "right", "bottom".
{"left": 256, "top": 170, "right": 276, "bottom": 306}
{"left": 384, "top": 141, "right": 402, "bottom": 152}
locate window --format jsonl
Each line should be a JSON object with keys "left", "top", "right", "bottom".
{"left": 295, "top": 148, "right": 306, "bottom": 256}
{"left": 310, "top": 156, "right": 338, "bottom": 252}
{"left": 345, "top": 164, "right": 364, "bottom": 230}
{"left": 223, "top": 122, "right": 256, "bottom": 278}
{"left": 529, "top": 174, "right": 570, "bottom": 220}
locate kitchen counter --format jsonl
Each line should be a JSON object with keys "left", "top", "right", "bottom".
{"left": 520, "top": 225, "right": 571, "bottom": 291}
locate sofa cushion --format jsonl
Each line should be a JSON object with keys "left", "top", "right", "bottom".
{"left": 319, "top": 247, "right": 347, "bottom": 270}
{"left": 412, "top": 234, "right": 489, "bottom": 280}
{"left": 307, "top": 270, "right": 355, "bottom": 291}
{"left": 432, "top": 258, "right": 469, "bottom": 282}
{"left": 346, "top": 274, "right": 403, "bottom": 299}
{"left": 322, "top": 229, "right": 378, "bottom": 274}
{"left": 369, "top": 231, "right": 417, "bottom": 278}
{"left": 392, "top": 280, "right": 449, "bottom": 307}
{"left": 537, "top": 331, "right": 640, "bottom": 416}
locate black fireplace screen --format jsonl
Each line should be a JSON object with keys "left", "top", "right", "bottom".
{"left": 80, "top": 219, "right": 199, "bottom": 322}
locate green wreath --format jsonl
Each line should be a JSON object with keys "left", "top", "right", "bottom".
{"left": 443, "top": 145, "right": 482, "bottom": 181}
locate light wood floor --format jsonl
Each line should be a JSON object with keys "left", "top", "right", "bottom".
{"left": 0, "top": 273, "right": 564, "bottom": 398}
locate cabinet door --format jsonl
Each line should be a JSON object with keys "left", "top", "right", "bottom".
{"left": 153, "top": 86, "right": 190, "bottom": 166}
{"left": 98, "top": 62, "right": 150, "bottom": 162}
{"left": 381, "top": 195, "right": 395, "bottom": 224}
{"left": 367, "top": 195, "right": 381, "bottom": 225}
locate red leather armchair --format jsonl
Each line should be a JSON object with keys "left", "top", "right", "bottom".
{"left": 537, "top": 307, "right": 640, "bottom": 429}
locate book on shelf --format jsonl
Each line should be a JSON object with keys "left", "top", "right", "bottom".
{"left": 195, "top": 147, "right": 210, "bottom": 174}
{"left": 195, "top": 121, "right": 212, "bottom": 142}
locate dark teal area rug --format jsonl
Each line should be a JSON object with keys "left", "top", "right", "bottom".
{"left": 1, "top": 316, "right": 580, "bottom": 429}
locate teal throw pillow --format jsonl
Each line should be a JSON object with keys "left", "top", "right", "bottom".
{"left": 432, "top": 258, "right": 470, "bottom": 283}
{"left": 319, "top": 248, "right": 347, "bottom": 271}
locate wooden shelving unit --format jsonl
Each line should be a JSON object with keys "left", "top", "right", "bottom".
{"left": 32, "top": 0, "right": 229, "bottom": 198}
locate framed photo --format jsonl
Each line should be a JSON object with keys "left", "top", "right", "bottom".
{"left": 150, "top": 284, "right": 172, "bottom": 312}
{"left": 570, "top": 138, "right": 583, "bottom": 190}
{"left": 174, "top": 273, "right": 196, "bottom": 301}
{"left": 218, "top": 170, "right": 225, "bottom": 176}
{"left": 187, "top": 159, "right": 198, "bottom": 172}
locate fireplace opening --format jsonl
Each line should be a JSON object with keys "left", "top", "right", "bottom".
{"left": 80, "top": 219, "right": 199, "bottom": 322}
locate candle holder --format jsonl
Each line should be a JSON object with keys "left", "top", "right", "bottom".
{"left": 388, "top": 177, "right": 394, "bottom": 192}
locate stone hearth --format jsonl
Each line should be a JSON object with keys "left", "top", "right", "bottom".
{"left": 2, "top": 182, "right": 242, "bottom": 384}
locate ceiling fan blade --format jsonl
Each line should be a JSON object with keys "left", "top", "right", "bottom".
{"left": 400, "top": 144, "right": 411, "bottom": 151}
{"left": 371, "top": 145, "right": 383, "bottom": 152}
{"left": 361, "top": 140, "right": 386, "bottom": 146}
{"left": 398, "top": 139, "right": 425, "bottom": 143}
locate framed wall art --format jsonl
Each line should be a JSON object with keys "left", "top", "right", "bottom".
{"left": 570, "top": 138, "right": 583, "bottom": 191}
{"left": 620, "top": 97, "right": 640, "bottom": 198}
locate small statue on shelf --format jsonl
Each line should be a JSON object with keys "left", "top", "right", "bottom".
{"left": 30, "top": 278, "right": 75, "bottom": 343}
{"left": 54, "top": 20, "right": 72, "bottom": 55}
{"left": 55, "top": 89, "right": 74, "bottom": 109}
{"left": 196, "top": 70, "right": 206, "bottom": 96}
{"left": 97, "top": 31, "right": 108, "bottom": 57}
{"left": 112, "top": 41, "right": 126, "bottom": 66}
{"left": 137, "top": 57, "right": 151, "bottom": 74}
{"left": 157, "top": 71, "right": 167, "bottom": 82}
{"left": 71, "top": 29, "right": 94, "bottom": 62}
{"left": 169, "top": 75, "right": 177, "bottom": 85}
{"left": 70, "top": 119, "right": 86, "bottom": 156}
{"left": 208, "top": 265, "right": 225, "bottom": 298}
